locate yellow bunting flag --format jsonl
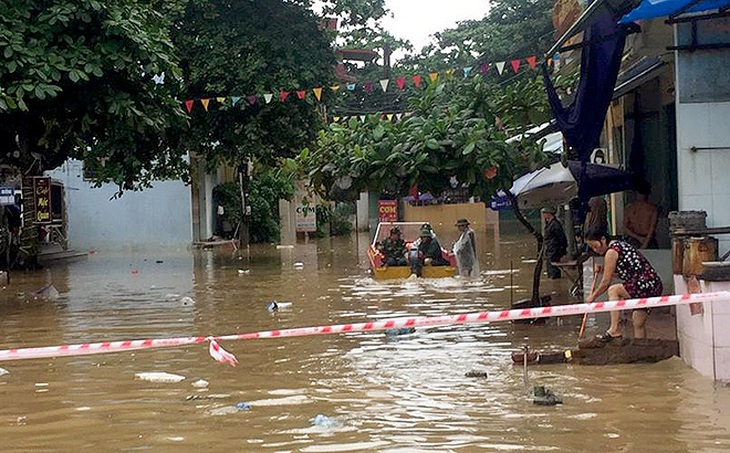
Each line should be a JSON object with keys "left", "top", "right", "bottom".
{"left": 445, "top": 68, "right": 454, "bottom": 77}
{"left": 313, "top": 87, "right": 323, "bottom": 101}
{"left": 216, "top": 97, "right": 226, "bottom": 104}
{"left": 200, "top": 98, "right": 210, "bottom": 111}
{"left": 333, "top": 116, "right": 341, "bottom": 122}
{"left": 330, "top": 84, "right": 341, "bottom": 92}
{"left": 386, "top": 113, "right": 394, "bottom": 121}
{"left": 428, "top": 72, "right": 439, "bottom": 83}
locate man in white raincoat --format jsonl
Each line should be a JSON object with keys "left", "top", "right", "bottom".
{"left": 453, "top": 218, "right": 479, "bottom": 277}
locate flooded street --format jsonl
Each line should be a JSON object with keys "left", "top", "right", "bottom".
{"left": 1, "top": 228, "right": 730, "bottom": 452}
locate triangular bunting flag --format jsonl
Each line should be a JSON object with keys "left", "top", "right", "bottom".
{"left": 359, "top": 115, "right": 366, "bottom": 123}
{"left": 216, "top": 97, "right": 226, "bottom": 104}
{"left": 496, "top": 62, "right": 505, "bottom": 75}
{"left": 379, "top": 79, "right": 389, "bottom": 92}
{"left": 200, "top": 98, "right": 210, "bottom": 111}
{"left": 184, "top": 99, "right": 194, "bottom": 113}
{"left": 247, "top": 95, "right": 257, "bottom": 105}
{"left": 313, "top": 87, "right": 323, "bottom": 101}
{"left": 346, "top": 83, "right": 356, "bottom": 91}
{"left": 395, "top": 113, "right": 403, "bottom": 121}
{"left": 330, "top": 84, "right": 341, "bottom": 92}
{"left": 412, "top": 74, "right": 422, "bottom": 88}
{"left": 231, "top": 96, "right": 241, "bottom": 106}
{"left": 396, "top": 77, "right": 406, "bottom": 90}
{"left": 480, "top": 63, "right": 489, "bottom": 74}
{"left": 463, "top": 67, "right": 472, "bottom": 78}
{"left": 428, "top": 72, "right": 439, "bottom": 83}
{"left": 386, "top": 113, "right": 394, "bottom": 121}
{"left": 296, "top": 90, "right": 306, "bottom": 100}
{"left": 364, "top": 82, "right": 372, "bottom": 93}
{"left": 526, "top": 56, "right": 537, "bottom": 70}
{"left": 511, "top": 59, "right": 521, "bottom": 73}
{"left": 280, "top": 91, "right": 289, "bottom": 102}
{"left": 264, "top": 93, "right": 273, "bottom": 104}
{"left": 445, "top": 68, "right": 454, "bottom": 77}
{"left": 333, "top": 116, "right": 341, "bottom": 122}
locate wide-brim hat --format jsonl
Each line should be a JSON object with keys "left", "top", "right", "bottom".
{"left": 455, "top": 218, "right": 470, "bottom": 226}
{"left": 541, "top": 206, "right": 557, "bottom": 215}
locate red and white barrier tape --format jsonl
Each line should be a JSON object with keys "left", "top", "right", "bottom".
{"left": 1, "top": 291, "right": 728, "bottom": 366}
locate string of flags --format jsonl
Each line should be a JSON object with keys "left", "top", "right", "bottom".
{"left": 182, "top": 53, "right": 564, "bottom": 115}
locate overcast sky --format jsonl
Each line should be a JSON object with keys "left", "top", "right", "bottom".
{"left": 382, "top": 0, "right": 491, "bottom": 56}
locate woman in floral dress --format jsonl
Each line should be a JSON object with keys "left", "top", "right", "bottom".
{"left": 584, "top": 226, "right": 664, "bottom": 340}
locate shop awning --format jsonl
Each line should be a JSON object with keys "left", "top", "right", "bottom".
{"left": 613, "top": 56, "right": 665, "bottom": 99}
{"left": 621, "top": 0, "right": 730, "bottom": 23}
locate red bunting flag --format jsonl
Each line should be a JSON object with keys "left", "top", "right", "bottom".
{"left": 510, "top": 59, "right": 521, "bottom": 73}
{"left": 412, "top": 74, "right": 422, "bottom": 88}
{"left": 296, "top": 90, "right": 306, "bottom": 100}
{"left": 280, "top": 91, "right": 290, "bottom": 102}
{"left": 396, "top": 77, "right": 406, "bottom": 90}
{"left": 480, "top": 63, "right": 489, "bottom": 74}
{"left": 364, "top": 82, "right": 372, "bottom": 93}
{"left": 200, "top": 98, "right": 210, "bottom": 111}
{"left": 184, "top": 99, "right": 194, "bottom": 113}
{"left": 313, "top": 87, "right": 323, "bottom": 101}
{"left": 526, "top": 56, "right": 537, "bottom": 70}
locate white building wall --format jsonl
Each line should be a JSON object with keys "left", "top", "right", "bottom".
{"left": 47, "top": 159, "right": 193, "bottom": 252}
{"left": 676, "top": 101, "right": 730, "bottom": 256}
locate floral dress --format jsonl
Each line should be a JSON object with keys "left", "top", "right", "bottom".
{"left": 609, "top": 240, "right": 663, "bottom": 298}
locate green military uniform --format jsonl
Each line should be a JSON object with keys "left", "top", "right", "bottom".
{"left": 379, "top": 236, "right": 407, "bottom": 266}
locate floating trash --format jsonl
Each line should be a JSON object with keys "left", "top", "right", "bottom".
{"left": 191, "top": 379, "right": 209, "bottom": 388}
{"left": 31, "top": 284, "right": 59, "bottom": 301}
{"left": 465, "top": 370, "right": 489, "bottom": 379}
{"left": 180, "top": 296, "right": 194, "bottom": 306}
{"left": 276, "top": 245, "right": 294, "bottom": 249}
{"left": 385, "top": 327, "right": 416, "bottom": 337}
{"left": 156, "top": 260, "right": 164, "bottom": 264}
{"left": 266, "top": 300, "right": 292, "bottom": 312}
{"left": 237, "top": 269, "right": 250, "bottom": 275}
{"left": 311, "top": 414, "right": 339, "bottom": 428}
{"left": 533, "top": 385, "right": 563, "bottom": 406}
{"left": 0, "top": 367, "right": 8, "bottom": 376}
{"left": 186, "top": 393, "right": 231, "bottom": 401}
{"left": 135, "top": 372, "right": 186, "bottom": 383}
{"left": 293, "top": 262, "right": 305, "bottom": 269}
{"left": 235, "top": 402, "right": 252, "bottom": 411}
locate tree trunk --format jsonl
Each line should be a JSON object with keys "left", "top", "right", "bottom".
{"left": 505, "top": 190, "right": 544, "bottom": 302}
{"left": 238, "top": 166, "right": 250, "bottom": 247}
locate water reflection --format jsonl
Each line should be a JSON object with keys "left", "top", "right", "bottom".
{"left": 0, "top": 229, "right": 728, "bottom": 452}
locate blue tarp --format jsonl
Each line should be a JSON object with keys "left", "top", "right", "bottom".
{"left": 621, "top": 0, "right": 730, "bottom": 23}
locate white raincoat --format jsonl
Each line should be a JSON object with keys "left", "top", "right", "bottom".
{"left": 454, "top": 228, "right": 479, "bottom": 278}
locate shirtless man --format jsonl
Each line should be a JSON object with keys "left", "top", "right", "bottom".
{"left": 622, "top": 181, "right": 658, "bottom": 249}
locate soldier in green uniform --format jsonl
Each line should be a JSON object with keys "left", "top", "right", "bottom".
{"left": 379, "top": 227, "right": 407, "bottom": 266}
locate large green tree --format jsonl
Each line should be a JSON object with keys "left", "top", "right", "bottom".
{"left": 0, "top": 0, "right": 188, "bottom": 191}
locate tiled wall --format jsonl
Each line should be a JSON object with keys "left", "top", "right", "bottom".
{"left": 676, "top": 101, "right": 730, "bottom": 256}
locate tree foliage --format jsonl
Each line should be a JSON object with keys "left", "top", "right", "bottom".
{"left": 0, "top": 0, "right": 188, "bottom": 190}
{"left": 301, "top": 74, "right": 552, "bottom": 201}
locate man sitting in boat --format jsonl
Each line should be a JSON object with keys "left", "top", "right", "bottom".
{"left": 378, "top": 227, "right": 407, "bottom": 266}
{"left": 408, "top": 226, "right": 449, "bottom": 276}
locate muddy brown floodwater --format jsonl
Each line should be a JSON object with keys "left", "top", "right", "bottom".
{"left": 1, "top": 227, "right": 729, "bottom": 452}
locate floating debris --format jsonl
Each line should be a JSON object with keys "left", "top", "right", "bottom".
{"left": 311, "top": 414, "right": 340, "bottom": 428}
{"left": 293, "top": 262, "right": 305, "bottom": 269}
{"left": 237, "top": 269, "right": 250, "bottom": 275}
{"left": 235, "top": 402, "right": 252, "bottom": 411}
{"left": 31, "top": 284, "right": 59, "bottom": 301}
{"left": 180, "top": 296, "right": 195, "bottom": 306}
{"left": 186, "top": 393, "right": 231, "bottom": 401}
{"left": 191, "top": 379, "right": 209, "bottom": 388}
{"left": 385, "top": 327, "right": 416, "bottom": 337}
{"left": 533, "top": 385, "right": 563, "bottom": 406}
{"left": 135, "top": 372, "right": 186, "bottom": 383}
{"left": 266, "top": 300, "right": 292, "bottom": 312}
{"left": 276, "top": 245, "right": 294, "bottom": 249}
{"left": 0, "top": 367, "right": 9, "bottom": 376}
{"left": 465, "top": 370, "right": 489, "bottom": 379}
